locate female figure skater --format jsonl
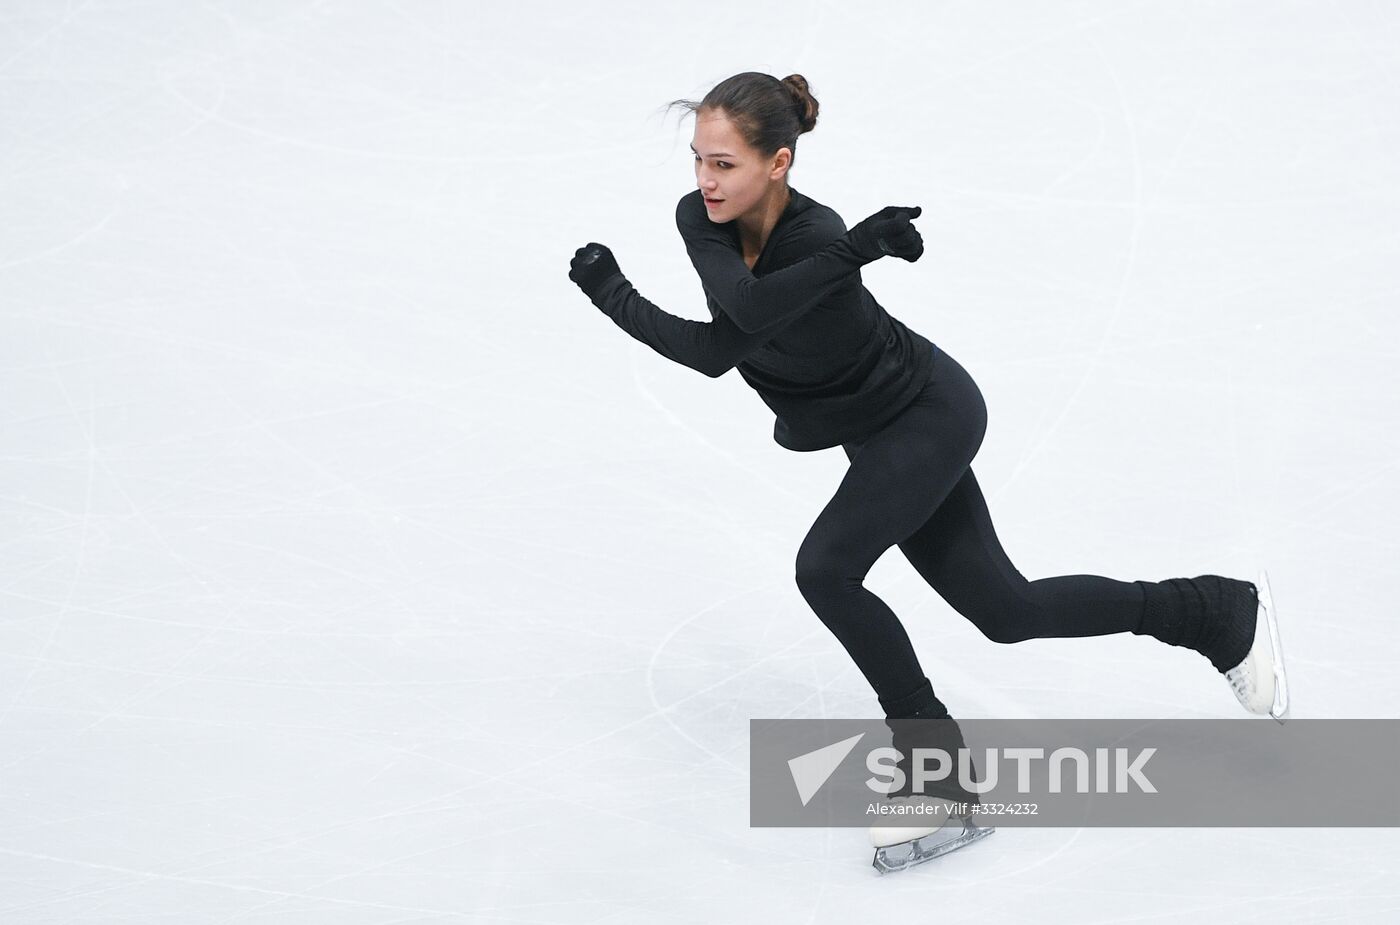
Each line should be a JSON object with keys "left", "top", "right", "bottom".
{"left": 568, "top": 72, "right": 1289, "bottom": 872}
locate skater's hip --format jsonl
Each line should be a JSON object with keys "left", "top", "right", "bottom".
{"left": 842, "top": 346, "right": 988, "bottom": 460}
{"left": 902, "top": 347, "right": 987, "bottom": 434}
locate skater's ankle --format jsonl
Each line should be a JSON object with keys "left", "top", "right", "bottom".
{"left": 879, "top": 677, "right": 948, "bottom": 720}
{"left": 1133, "top": 575, "right": 1258, "bottom": 672}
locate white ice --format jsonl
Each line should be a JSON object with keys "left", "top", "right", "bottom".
{"left": 2, "top": 0, "right": 1398, "bottom": 921}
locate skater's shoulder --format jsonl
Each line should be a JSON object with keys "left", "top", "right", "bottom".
{"left": 783, "top": 190, "right": 847, "bottom": 245}
{"left": 675, "top": 187, "right": 702, "bottom": 218}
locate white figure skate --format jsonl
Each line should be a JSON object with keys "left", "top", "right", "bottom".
{"left": 869, "top": 794, "right": 994, "bottom": 874}
{"left": 1223, "top": 568, "right": 1289, "bottom": 723}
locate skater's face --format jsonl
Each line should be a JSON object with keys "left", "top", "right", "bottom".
{"left": 692, "top": 109, "right": 791, "bottom": 223}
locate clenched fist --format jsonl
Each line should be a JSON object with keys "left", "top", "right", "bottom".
{"left": 569, "top": 242, "right": 623, "bottom": 300}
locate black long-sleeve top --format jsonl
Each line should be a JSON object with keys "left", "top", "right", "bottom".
{"left": 585, "top": 187, "right": 938, "bottom": 452}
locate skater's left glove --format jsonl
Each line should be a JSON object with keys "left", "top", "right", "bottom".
{"left": 845, "top": 205, "right": 924, "bottom": 263}
{"left": 569, "top": 242, "right": 624, "bottom": 301}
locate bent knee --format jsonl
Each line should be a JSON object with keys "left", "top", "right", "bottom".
{"left": 794, "top": 548, "right": 858, "bottom": 598}
{"left": 794, "top": 561, "right": 841, "bottom": 597}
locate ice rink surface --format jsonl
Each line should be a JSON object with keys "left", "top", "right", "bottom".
{"left": 2, "top": 0, "right": 1398, "bottom": 921}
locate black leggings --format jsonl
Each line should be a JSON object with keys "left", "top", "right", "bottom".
{"left": 794, "top": 346, "right": 1257, "bottom": 719}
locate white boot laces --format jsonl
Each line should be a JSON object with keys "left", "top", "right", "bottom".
{"left": 1226, "top": 656, "right": 1255, "bottom": 703}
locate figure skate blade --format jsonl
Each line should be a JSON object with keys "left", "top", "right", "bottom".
{"left": 871, "top": 817, "right": 994, "bottom": 874}
{"left": 1256, "top": 568, "right": 1289, "bottom": 724}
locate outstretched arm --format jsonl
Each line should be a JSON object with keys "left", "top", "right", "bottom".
{"left": 675, "top": 194, "right": 858, "bottom": 334}
{"left": 675, "top": 192, "right": 924, "bottom": 334}
{"left": 582, "top": 271, "right": 784, "bottom": 378}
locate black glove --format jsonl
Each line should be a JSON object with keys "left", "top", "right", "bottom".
{"left": 846, "top": 205, "right": 924, "bottom": 263}
{"left": 569, "top": 242, "right": 624, "bottom": 300}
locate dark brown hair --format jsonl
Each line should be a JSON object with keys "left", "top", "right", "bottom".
{"left": 663, "top": 72, "right": 820, "bottom": 176}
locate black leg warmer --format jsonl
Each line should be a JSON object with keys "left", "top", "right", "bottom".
{"left": 1133, "top": 574, "right": 1258, "bottom": 674}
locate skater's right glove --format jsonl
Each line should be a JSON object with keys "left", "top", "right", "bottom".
{"left": 568, "top": 242, "right": 624, "bottom": 301}
{"left": 845, "top": 205, "right": 924, "bottom": 263}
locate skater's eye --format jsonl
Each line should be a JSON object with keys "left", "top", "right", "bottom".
{"left": 693, "top": 155, "right": 733, "bottom": 169}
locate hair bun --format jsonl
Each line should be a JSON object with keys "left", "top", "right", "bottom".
{"left": 661, "top": 71, "right": 819, "bottom": 171}
{"left": 781, "top": 74, "right": 819, "bottom": 134}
